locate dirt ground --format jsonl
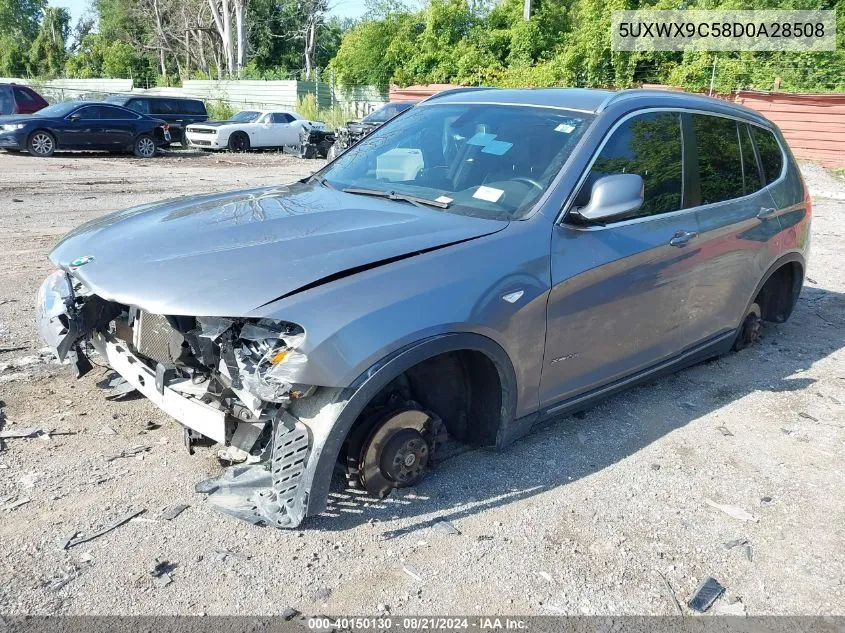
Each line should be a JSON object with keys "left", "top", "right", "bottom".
{"left": 0, "top": 149, "right": 843, "bottom": 617}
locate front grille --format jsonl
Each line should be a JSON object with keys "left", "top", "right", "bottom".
{"left": 189, "top": 128, "right": 216, "bottom": 135}
{"left": 132, "top": 311, "right": 174, "bottom": 365}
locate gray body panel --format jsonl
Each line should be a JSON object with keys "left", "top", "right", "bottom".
{"left": 45, "top": 88, "right": 810, "bottom": 482}
{"left": 49, "top": 184, "right": 508, "bottom": 316}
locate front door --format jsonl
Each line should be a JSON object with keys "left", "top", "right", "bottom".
{"left": 62, "top": 105, "right": 103, "bottom": 148}
{"left": 264, "top": 113, "right": 298, "bottom": 147}
{"left": 541, "top": 111, "right": 702, "bottom": 406}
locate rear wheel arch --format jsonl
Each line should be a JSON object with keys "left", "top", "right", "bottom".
{"left": 751, "top": 254, "right": 804, "bottom": 324}
{"left": 301, "top": 333, "right": 518, "bottom": 516}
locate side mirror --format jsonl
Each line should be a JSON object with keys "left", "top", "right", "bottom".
{"left": 575, "top": 173, "right": 644, "bottom": 222}
{"left": 68, "top": 112, "right": 81, "bottom": 121}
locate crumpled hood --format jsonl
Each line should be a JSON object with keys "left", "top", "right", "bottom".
{"left": 49, "top": 182, "right": 507, "bottom": 316}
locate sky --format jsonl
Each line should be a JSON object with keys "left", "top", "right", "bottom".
{"left": 48, "top": 0, "right": 371, "bottom": 28}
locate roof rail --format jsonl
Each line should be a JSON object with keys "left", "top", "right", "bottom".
{"left": 422, "top": 86, "right": 497, "bottom": 103}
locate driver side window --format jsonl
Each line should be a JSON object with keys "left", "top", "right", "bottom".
{"left": 578, "top": 112, "right": 683, "bottom": 221}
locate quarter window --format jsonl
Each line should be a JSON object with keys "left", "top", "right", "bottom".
{"left": 179, "top": 99, "right": 206, "bottom": 115}
{"left": 13, "top": 87, "right": 35, "bottom": 102}
{"left": 749, "top": 125, "right": 784, "bottom": 184}
{"left": 581, "top": 111, "right": 683, "bottom": 219}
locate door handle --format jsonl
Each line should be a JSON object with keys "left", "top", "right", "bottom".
{"left": 669, "top": 230, "right": 698, "bottom": 247}
{"left": 757, "top": 207, "right": 777, "bottom": 220}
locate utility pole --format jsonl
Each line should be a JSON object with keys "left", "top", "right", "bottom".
{"left": 708, "top": 55, "right": 717, "bottom": 96}
{"left": 523, "top": 0, "right": 532, "bottom": 20}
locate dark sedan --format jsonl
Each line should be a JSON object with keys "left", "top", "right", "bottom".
{"left": 0, "top": 101, "right": 171, "bottom": 158}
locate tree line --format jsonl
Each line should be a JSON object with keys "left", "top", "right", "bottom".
{"left": 1, "top": 0, "right": 843, "bottom": 93}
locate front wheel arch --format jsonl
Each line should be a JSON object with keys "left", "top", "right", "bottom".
{"left": 299, "top": 333, "right": 518, "bottom": 517}
{"left": 27, "top": 129, "right": 56, "bottom": 157}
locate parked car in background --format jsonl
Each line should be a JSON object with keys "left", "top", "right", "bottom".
{"left": 185, "top": 109, "right": 326, "bottom": 153}
{"left": 36, "top": 88, "right": 809, "bottom": 528}
{"left": 327, "top": 100, "right": 417, "bottom": 160}
{"left": 0, "top": 83, "right": 49, "bottom": 115}
{"left": 104, "top": 94, "right": 207, "bottom": 145}
{"left": 0, "top": 101, "right": 170, "bottom": 157}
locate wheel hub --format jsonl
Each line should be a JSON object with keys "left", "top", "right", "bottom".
{"left": 350, "top": 406, "right": 443, "bottom": 498}
{"left": 379, "top": 429, "right": 429, "bottom": 486}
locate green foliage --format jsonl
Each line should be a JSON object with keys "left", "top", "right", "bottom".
{"left": 295, "top": 94, "right": 351, "bottom": 127}
{"left": 64, "top": 33, "right": 146, "bottom": 79}
{"left": 0, "top": 0, "right": 46, "bottom": 75}
{"left": 330, "top": 0, "right": 845, "bottom": 93}
{"left": 28, "top": 6, "right": 70, "bottom": 77}
{"left": 206, "top": 98, "right": 235, "bottom": 120}
{"left": 295, "top": 93, "right": 319, "bottom": 120}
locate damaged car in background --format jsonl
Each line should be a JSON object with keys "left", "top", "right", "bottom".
{"left": 37, "top": 88, "right": 810, "bottom": 529}
{"left": 326, "top": 100, "right": 417, "bottom": 160}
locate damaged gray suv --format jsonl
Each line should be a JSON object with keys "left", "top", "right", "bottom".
{"left": 37, "top": 88, "right": 811, "bottom": 528}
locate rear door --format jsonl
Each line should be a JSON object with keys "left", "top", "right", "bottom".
{"left": 542, "top": 110, "right": 702, "bottom": 406}
{"left": 683, "top": 114, "right": 783, "bottom": 345}
{"left": 97, "top": 105, "right": 139, "bottom": 149}
{"left": 267, "top": 112, "right": 298, "bottom": 146}
{"left": 150, "top": 98, "right": 180, "bottom": 138}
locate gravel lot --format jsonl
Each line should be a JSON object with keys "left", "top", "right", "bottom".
{"left": 0, "top": 149, "right": 843, "bottom": 617}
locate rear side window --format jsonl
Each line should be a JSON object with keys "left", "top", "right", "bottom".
{"left": 179, "top": 99, "right": 206, "bottom": 115}
{"left": 74, "top": 106, "right": 101, "bottom": 119}
{"left": 150, "top": 99, "right": 178, "bottom": 115}
{"left": 691, "top": 114, "right": 745, "bottom": 205}
{"left": 126, "top": 99, "right": 150, "bottom": 114}
{"left": 14, "top": 87, "right": 36, "bottom": 103}
{"left": 100, "top": 105, "right": 137, "bottom": 120}
{"left": 583, "top": 111, "right": 683, "bottom": 219}
{"left": 750, "top": 125, "right": 784, "bottom": 184}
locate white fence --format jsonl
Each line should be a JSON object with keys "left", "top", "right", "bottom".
{"left": 0, "top": 78, "right": 133, "bottom": 101}
{"left": 0, "top": 77, "right": 389, "bottom": 116}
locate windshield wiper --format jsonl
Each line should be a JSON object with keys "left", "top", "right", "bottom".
{"left": 307, "top": 174, "right": 336, "bottom": 190}
{"left": 342, "top": 187, "right": 451, "bottom": 209}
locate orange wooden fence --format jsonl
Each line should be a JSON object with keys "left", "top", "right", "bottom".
{"left": 389, "top": 84, "right": 845, "bottom": 168}
{"left": 733, "top": 92, "right": 845, "bottom": 168}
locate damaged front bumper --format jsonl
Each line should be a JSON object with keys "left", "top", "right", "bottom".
{"left": 90, "top": 332, "right": 227, "bottom": 443}
{"left": 35, "top": 270, "right": 322, "bottom": 528}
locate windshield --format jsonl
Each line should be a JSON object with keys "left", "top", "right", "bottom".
{"left": 231, "top": 110, "right": 261, "bottom": 123}
{"left": 362, "top": 103, "right": 412, "bottom": 125}
{"left": 34, "top": 102, "right": 79, "bottom": 118}
{"left": 321, "top": 103, "right": 591, "bottom": 220}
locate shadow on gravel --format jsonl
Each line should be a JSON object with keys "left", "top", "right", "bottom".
{"left": 310, "top": 284, "right": 845, "bottom": 534}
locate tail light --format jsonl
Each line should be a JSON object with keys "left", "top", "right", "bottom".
{"left": 162, "top": 123, "right": 170, "bottom": 131}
